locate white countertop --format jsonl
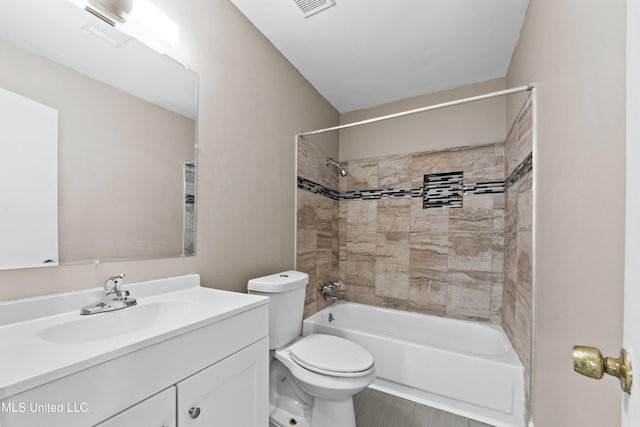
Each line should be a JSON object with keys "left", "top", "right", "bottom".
{"left": 0, "top": 274, "right": 268, "bottom": 400}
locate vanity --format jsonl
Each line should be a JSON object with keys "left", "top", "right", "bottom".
{"left": 0, "top": 274, "right": 269, "bottom": 426}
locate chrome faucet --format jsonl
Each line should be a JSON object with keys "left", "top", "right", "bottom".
{"left": 80, "top": 273, "right": 137, "bottom": 315}
{"left": 319, "top": 281, "right": 340, "bottom": 303}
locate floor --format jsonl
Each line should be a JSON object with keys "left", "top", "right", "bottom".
{"left": 354, "top": 388, "right": 494, "bottom": 427}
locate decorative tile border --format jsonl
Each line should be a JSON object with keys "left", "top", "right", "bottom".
{"left": 463, "top": 181, "right": 505, "bottom": 194}
{"left": 423, "top": 172, "right": 463, "bottom": 208}
{"left": 297, "top": 177, "right": 422, "bottom": 201}
{"left": 342, "top": 187, "right": 423, "bottom": 200}
{"left": 505, "top": 152, "right": 533, "bottom": 191}
{"left": 297, "top": 177, "right": 340, "bottom": 200}
{"left": 297, "top": 152, "right": 532, "bottom": 208}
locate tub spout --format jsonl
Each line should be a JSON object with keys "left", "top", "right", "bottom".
{"left": 324, "top": 294, "right": 338, "bottom": 303}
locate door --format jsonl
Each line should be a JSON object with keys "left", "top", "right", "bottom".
{"left": 176, "top": 338, "right": 269, "bottom": 426}
{"left": 623, "top": 0, "right": 640, "bottom": 424}
{"left": 574, "top": 3, "right": 639, "bottom": 424}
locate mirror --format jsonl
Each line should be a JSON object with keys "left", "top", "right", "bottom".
{"left": 0, "top": 0, "right": 197, "bottom": 269}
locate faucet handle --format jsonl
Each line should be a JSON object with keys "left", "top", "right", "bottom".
{"left": 104, "top": 273, "right": 126, "bottom": 293}
{"left": 319, "top": 281, "right": 340, "bottom": 293}
{"left": 115, "top": 289, "right": 130, "bottom": 298}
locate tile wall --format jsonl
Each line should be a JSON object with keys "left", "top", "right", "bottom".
{"left": 297, "top": 141, "right": 341, "bottom": 318}
{"left": 297, "top": 143, "right": 510, "bottom": 323}
{"left": 297, "top": 94, "right": 532, "bottom": 339}
{"left": 336, "top": 144, "right": 506, "bottom": 323}
{"left": 502, "top": 95, "right": 533, "bottom": 411}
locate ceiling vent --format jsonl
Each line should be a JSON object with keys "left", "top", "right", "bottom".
{"left": 81, "top": 15, "right": 131, "bottom": 47}
{"left": 293, "top": 0, "right": 336, "bottom": 18}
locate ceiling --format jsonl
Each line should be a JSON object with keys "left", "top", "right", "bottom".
{"left": 0, "top": 0, "right": 197, "bottom": 118}
{"left": 229, "top": 0, "right": 529, "bottom": 113}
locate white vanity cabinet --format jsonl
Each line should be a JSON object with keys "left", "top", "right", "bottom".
{"left": 0, "top": 277, "right": 269, "bottom": 427}
{"left": 96, "top": 338, "right": 268, "bottom": 427}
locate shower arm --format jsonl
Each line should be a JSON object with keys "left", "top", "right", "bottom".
{"left": 325, "top": 159, "right": 348, "bottom": 177}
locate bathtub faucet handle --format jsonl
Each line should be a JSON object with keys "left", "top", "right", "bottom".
{"left": 319, "top": 281, "right": 340, "bottom": 293}
{"left": 319, "top": 282, "right": 340, "bottom": 303}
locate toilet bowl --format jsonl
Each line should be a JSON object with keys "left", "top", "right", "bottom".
{"left": 275, "top": 334, "right": 375, "bottom": 427}
{"left": 277, "top": 334, "right": 375, "bottom": 397}
{"left": 248, "top": 271, "right": 375, "bottom": 427}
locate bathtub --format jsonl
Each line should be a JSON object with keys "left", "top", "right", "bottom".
{"left": 302, "top": 301, "right": 525, "bottom": 427}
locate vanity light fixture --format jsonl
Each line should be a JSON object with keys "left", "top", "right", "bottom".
{"left": 87, "top": 0, "right": 133, "bottom": 24}
{"left": 67, "top": 0, "right": 179, "bottom": 53}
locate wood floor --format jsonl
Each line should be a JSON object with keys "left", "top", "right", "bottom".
{"left": 354, "top": 388, "right": 494, "bottom": 427}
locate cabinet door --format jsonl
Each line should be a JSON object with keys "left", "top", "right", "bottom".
{"left": 95, "top": 387, "right": 176, "bottom": 427}
{"left": 176, "top": 338, "right": 268, "bottom": 427}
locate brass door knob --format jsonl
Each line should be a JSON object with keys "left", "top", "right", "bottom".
{"left": 573, "top": 346, "right": 633, "bottom": 394}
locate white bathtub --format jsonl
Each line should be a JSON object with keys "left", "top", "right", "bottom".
{"left": 302, "top": 301, "right": 525, "bottom": 427}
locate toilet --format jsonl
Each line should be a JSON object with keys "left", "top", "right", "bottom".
{"left": 248, "top": 271, "right": 375, "bottom": 427}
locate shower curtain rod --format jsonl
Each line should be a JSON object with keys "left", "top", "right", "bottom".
{"left": 298, "top": 83, "right": 535, "bottom": 137}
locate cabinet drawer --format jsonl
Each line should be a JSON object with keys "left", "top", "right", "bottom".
{"left": 95, "top": 387, "right": 176, "bottom": 427}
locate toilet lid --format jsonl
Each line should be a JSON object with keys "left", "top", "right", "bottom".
{"left": 289, "top": 334, "right": 374, "bottom": 376}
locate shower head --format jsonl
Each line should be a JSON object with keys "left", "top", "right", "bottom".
{"left": 325, "top": 159, "right": 348, "bottom": 177}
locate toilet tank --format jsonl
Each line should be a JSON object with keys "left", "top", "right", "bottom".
{"left": 247, "top": 271, "right": 309, "bottom": 350}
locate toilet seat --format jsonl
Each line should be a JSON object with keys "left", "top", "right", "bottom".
{"left": 288, "top": 334, "right": 374, "bottom": 378}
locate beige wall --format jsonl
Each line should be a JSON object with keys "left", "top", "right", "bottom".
{"left": 338, "top": 78, "right": 506, "bottom": 161}
{"left": 0, "top": 0, "right": 338, "bottom": 300}
{"left": 507, "top": 1, "right": 626, "bottom": 426}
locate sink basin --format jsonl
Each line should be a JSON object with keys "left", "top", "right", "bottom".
{"left": 38, "top": 300, "right": 201, "bottom": 344}
{"left": 0, "top": 274, "right": 269, "bottom": 403}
